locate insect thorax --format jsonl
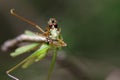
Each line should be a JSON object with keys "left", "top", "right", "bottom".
{"left": 49, "top": 28, "right": 60, "bottom": 40}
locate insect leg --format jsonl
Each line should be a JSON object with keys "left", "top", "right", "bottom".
{"left": 16, "top": 34, "right": 47, "bottom": 42}
{"left": 1, "top": 34, "right": 47, "bottom": 51}
{"left": 1, "top": 39, "right": 18, "bottom": 51}
{"left": 6, "top": 57, "right": 29, "bottom": 80}
{"left": 7, "top": 72, "right": 19, "bottom": 80}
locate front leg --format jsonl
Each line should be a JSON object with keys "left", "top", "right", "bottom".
{"left": 1, "top": 34, "right": 48, "bottom": 51}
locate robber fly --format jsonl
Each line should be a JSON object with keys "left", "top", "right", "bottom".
{"left": 1, "top": 9, "right": 67, "bottom": 80}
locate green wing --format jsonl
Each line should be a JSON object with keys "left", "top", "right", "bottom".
{"left": 10, "top": 43, "right": 40, "bottom": 57}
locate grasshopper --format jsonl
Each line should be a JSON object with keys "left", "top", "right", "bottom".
{"left": 1, "top": 9, "right": 67, "bottom": 80}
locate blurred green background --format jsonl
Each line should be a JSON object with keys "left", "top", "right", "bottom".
{"left": 0, "top": 0, "right": 120, "bottom": 80}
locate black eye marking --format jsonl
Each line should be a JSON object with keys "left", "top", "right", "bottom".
{"left": 49, "top": 24, "right": 58, "bottom": 29}
{"left": 52, "top": 20, "right": 55, "bottom": 23}
{"left": 49, "top": 25, "right": 52, "bottom": 28}
{"left": 54, "top": 24, "right": 58, "bottom": 28}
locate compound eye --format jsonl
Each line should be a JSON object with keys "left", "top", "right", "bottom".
{"left": 54, "top": 24, "right": 58, "bottom": 28}
{"left": 49, "top": 25, "right": 52, "bottom": 28}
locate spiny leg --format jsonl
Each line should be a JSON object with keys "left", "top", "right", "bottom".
{"left": 10, "top": 9, "right": 45, "bottom": 33}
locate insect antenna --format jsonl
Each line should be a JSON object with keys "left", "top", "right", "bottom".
{"left": 10, "top": 9, "right": 45, "bottom": 33}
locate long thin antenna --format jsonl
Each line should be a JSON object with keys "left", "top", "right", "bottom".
{"left": 10, "top": 9, "right": 45, "bottom": 33}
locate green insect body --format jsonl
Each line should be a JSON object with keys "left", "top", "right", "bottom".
{"left": 49, "top": 28, "right": 60, "bottom": 40}
{"left": 2, "top": 9, "right": 67, "bottom": 80}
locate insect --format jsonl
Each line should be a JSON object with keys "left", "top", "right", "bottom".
{"left": 1, "top": 9, "right": 67, "bottom": 80}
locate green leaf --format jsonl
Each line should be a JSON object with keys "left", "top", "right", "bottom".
{"left": 10, "top": 43, "right": 40, "bottom": 57}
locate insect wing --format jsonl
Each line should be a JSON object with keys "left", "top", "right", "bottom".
{"left": 10, "top": 43, "right": 40, "bottom": 57}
